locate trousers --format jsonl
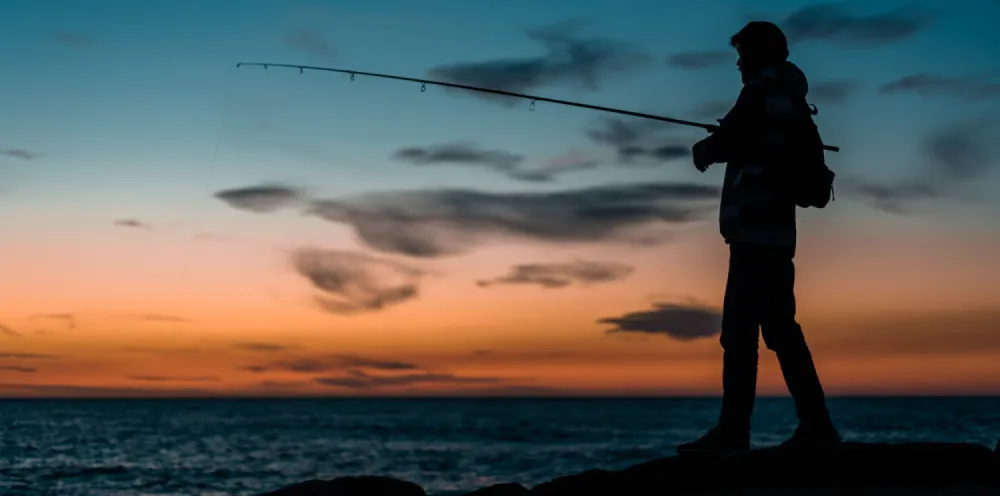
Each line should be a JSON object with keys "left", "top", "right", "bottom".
{"left": 718, "top": 242, "right": 831, "bottom": 434}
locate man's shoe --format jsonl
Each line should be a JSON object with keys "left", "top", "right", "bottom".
{"left": 677, "top": 426, "right": 751, "bottom": 456}
{"left": 777, "top": 421, "right": 842, "bottom": 451}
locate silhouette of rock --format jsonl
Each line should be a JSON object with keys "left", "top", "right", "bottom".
{"left": 259, "top": 442, "right": 1000, "bottom": 495}
{"left": 258, "top": 475, "right": 425, "bottom": 496}
{"left": 463, "top": 483, "right": 531, "bottom": 495}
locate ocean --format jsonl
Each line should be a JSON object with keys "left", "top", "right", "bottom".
{"left": 1, "top": 397, "right": 998, "bottom": 495}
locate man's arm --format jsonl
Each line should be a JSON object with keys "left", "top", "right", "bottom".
{"left": 696, "top": 85, "right": 760, "bottom": 165}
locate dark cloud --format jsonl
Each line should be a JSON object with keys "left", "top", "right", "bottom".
{"left": 0, "top": 366, "right": 37, "bottom": 373}
{"left": 0, "top": 353, "right": 59, "bottom": 359}
{"left": 781, "top": 3, "right": 932, "bottom": 48}
{"left": 291, "top": 249, "right": 425, "bottom": 314}
{"left": 586, "top": 117, "right": 691, "bottom": 164}
{"left": 244, "top": 354, "right": 420, "bottom": 374}
{"left": 477, "top": 260, "right": 634, "bottom": 289}
{"left": 52, "top": 31, "right": 95, "bottom": 47}
{"left": 232, "top": 342, "right": 294, "bottom": 352}
{"left": 126, "top": 375, "right": 220, "bottom": 382}
{"left": 31, "top": 313, "right": 76, "bottom": 329}
{"left": 427, "top": 19, "right": 651, "bottom": 99}
{"left": 845, "top": 116, "right": 1000, "bottom": 213}
{"left": 599, "top": 302, "right": 722, "bottom": 341}
{"left": 214, "top": 184, "right": 305, "bottom": 213}
{"left": 392, "top": 143, "right": 600, "bottom": 182}
{"left": 666, "top": 50, "right": 732, "bottom": 69}
{"left": 282, "top": 26, "right": 335, "bottom": 58}
{"left": 878, "top": 74, "right": 1000, "bottom": 101}
{"left": 0, "top": 148, "right": 40, "bottom": 160}
{"left": 314, "top": 368, "right": 500, "bottom": 390}
{"left": 113, "top": 219, "right": 151, "bottom": 230}
{"left": 810, "top": 79, "right": 860, "bottom": 103}
{"left": 302, "top": 182, "right": 719, "bottom": 258}
{"left": 0, "top": 383, "right": 212, "bottom": 398}
{"left": 393, "top": 142, "right": 524, "bottom": 172}
{"left": 1, "top": 325, "right": 22, "bottom": 338}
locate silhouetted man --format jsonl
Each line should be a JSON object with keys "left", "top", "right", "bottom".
{"left": 678, "top": 21, "right": 841, "bottom": 454}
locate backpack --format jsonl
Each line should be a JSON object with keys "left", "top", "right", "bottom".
{"left": 787, "top": 102, "right": 835, "bottom": 209}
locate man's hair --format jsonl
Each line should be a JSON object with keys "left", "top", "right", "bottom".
{"left": 730, "top": 21, "right": 789, "bottom": 63}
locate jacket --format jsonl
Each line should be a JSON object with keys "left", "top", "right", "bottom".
{"left": 699, "top": 61, "right": 812, "bottom": 248}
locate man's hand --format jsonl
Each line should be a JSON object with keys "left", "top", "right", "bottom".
{"left": 692, "top": 137, "right": 713, "bottom": 172}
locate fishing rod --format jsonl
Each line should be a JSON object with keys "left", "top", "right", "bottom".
{"left": 235, "top": 62, "right": 841, "bottom": 153}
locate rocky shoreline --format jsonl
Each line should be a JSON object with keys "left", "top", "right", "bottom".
{"left": 260, "top": 440, "right": 1000, "bottom": 496}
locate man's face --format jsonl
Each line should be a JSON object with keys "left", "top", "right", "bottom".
{"left": 735, "top": 43, "right": 744, "bottom": 72}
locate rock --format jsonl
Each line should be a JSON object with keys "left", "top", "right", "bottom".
{"left": 259, "top": 475, "right": 425, "bottom": 496}
{"left": 461, "top": 482, "right": 531, "bottom": 495}
{"left": 532, "top": 442, "right": 998, "bottom": 495}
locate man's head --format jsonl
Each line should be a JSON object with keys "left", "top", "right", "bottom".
{"left": 730, "top": 21, "right": 789, "bottom": 75}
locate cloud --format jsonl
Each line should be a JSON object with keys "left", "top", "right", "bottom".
{"left": 301, "top": 182, "right": 719, "bottom": 257}
{"left": 1, "top": 325, "right": 22, "bottom": 338}
{"left": 126, "top": 375, "right": 220, "bottom": 382}
{"left": 393, "top": 142, "right": 524, "bottom": 172}
{"left": 291, "top": 249, "right": 426, "bottom": 314}
{"left": 314, "top": 369, "right": 500, "bottom": 390}
{"left": 477, "top": 260, "right": 634, "bottom": 288}
{"left": 51, "top": 31, "right": 95, "bottom": 47}
{"left": 810, "top": 79, "right": 860, "bottom": 103}
{"left": 0, "top": 366, "right": 36, "bottom": 373}
{"left": 666, "top": 50, "right": 732, "bottom": 69}
{"left": 232, "top": 342, "right": 294, "bottom": 352}
{"left": 599, "top": 302, "right": 722, "bottom": 341}
{"left": 282, "top": 26, "right": 335, "bottom": 58}
{"left": 214, "top": 184, "right": 305, "bottom": 213}
{"left": 845, "top": 116, "right": 1000, "bottom": 213}
{"left": 427, "top": 19, "right": 651, "bottom": 99}
{"left": 113, "top": 219, "right": 151, "bottom": 230}
{"left": 0, "top": 353, "right": 59, "bottom": 359}
{"left": 781, "top": 3, "right": 932, "bottom": 48}
{"left": 31, "top": 313, "right": 76, "bottom": 329}
{"left": 392, "top": 143, "right": 601, "bottom": 182}
{"left": 878, "top": 74, "right": 1000, "bottom": 101}
{"left": 0, "top": 383, "right": 212, "bottom": 398}
{"left": 244, "top": 353, "right": 420, "bottom": 374}
{"left": 586, "top": 117, "right": 692, "bottom": 164}
{"left": 0, "top": 148, "right": 40, "bottom": 160}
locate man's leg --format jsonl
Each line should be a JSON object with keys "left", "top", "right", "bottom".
{"left": 677, "top": 242, "right": 761, "bottom": 454}
{"left": 717, "top": 243, "right": 764, "bottom": 436}
{"left": 759, "top": 246, "right": 840, "bottom": 446}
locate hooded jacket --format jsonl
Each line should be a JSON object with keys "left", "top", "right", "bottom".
{"left": 699, "top": 61, "right": 813, "bottom": 248}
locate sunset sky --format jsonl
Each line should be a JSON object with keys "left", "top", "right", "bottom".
{"left": 2, "top": 0, "right": 999, "bottom": 397}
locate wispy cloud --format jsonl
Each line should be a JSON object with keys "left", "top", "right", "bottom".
{"left": 282, "top": 26, "right": 335, "bottom": 58}
{"left": 113, "top": 219, "right": 152, "bottom": 230}
{"left": 879, "top": 74, "right": 1000, "bottom": 101}
{"left": 0, "top": 148, "right": 40, "bottom": 161}
{"left": 30, "top": 313, "right": 76, "bottom": 329}
{"left": 232, "top": 342, "right": 294, "bottom": 352}
{"left": 428, "top": 19, "right": 651, "bottom": 99}
{"left": 214, "top": 184, "right": 305, "bottom": 213}
{"left": 666, "top": 50, "right": 732, "bottom": 69}
{"left": 314, "top": 369, "right": 501, "bottom": 390}
{"left": 244, "top": 353, "right": 420, "bottom": 374}
{"left": 477, "top": 260, "right": 634, "bottom": 289}
{"left": 599, "top": 302, "right": 722, "bottom": 341}
{"left": 0, "top": 366, "right": 37, "bottom": 373}
{"left": 0, "top": 325, "right": 22, "bottom": 338}
{"left": 781, "top": 3, "right": 932, "bottom": 48}
{"left": 291, "top": 249, "right": 426, "bottom": 315}
{"left": 126, "top": 375, "right": 220, "bottom": 382}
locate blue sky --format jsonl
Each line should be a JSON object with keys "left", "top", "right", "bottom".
{"left": 3, "top": 0, "right": 1000, "bottom": 257}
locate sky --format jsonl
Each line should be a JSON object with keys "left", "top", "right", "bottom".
{"left": 2, "top": 0, "right": 1000, "bottom": 398}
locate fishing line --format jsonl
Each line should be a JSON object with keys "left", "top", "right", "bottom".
{"left": 235, "top": 61, "right": 841, "bottom": 153}
{"left": 166, "top": 66, "right": 244, "bottom": 319}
